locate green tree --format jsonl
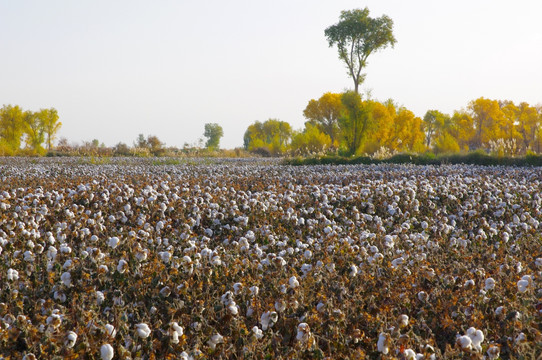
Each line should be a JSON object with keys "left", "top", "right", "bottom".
{"left": 290, "top": 122, "right": 332, "bottom": 156}
{"left": 37, "top": 108, "right": 62, "bottom": 150}
{"left": 325, "top": 8, "right": 396, "bottom": 93}
{"left": 339, "top": 91, "right": 373, "bottom": 155}
{"left": 422, "top": 110, "right": 452, "bottom": 148}
{"left": 203, "top": 123, "right": 224, "bottom": 150}
{"left": 243, "top": 119, "right": 292, "bottom": 155}
{"left": 0, "top": 104, "right": 24, "bottom": 155}
{"left": 23, "top": 110, "right": 46, "bottom": 155}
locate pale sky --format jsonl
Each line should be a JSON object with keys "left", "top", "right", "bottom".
{"left": 1, "top": 0, "right": 541, "bottom": 149}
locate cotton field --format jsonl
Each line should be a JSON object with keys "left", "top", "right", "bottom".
{"left": 0, "top": 158, "right": 541, "bottom": 359}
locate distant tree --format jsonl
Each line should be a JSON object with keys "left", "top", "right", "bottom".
{"left": 339, "top": 91, "right": 373, "bottom": 155}
{"left": 135, "top": 134, "right": 148, "bottom": 149}
{"left": 37, "top": 108, "right": 61, "bottom": 150}
{"left": 203, "top": 123, "right": 224, "bottom": 150}
{"left": 325, "top": 8, "right": 396, "bottom": 93}
{"left": 147, "top": 135, "right": 165, "bottom": 156}
{"left": 243, "top": 119, "right": 292, "bottom": 155}
{"left": 387, "top": 108, "right": 425, "bottom": 153}
{"left": 422, "top": 110, "right": 452, "bottom": 148}
{"left": 22, "top": 110, "right": 46, "bottom": 155}
{"left": 290, "top": 122, "right": 332, "bottom": 155}
{"left": 0, "top": 105, "right": 24, "bottom": 155}
{"left": 468, "top": 97, "right": 507, "bottom": 149}
{"left": 113, "top": 142, "right": 131, "bottom": 156}
{"left": 303, "top": 93, "right": 342, "bottom": 146}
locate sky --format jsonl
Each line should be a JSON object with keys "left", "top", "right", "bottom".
{"left": 1, "top": 0, "right": 541, "bottom": 149}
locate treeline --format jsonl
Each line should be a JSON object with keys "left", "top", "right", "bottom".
{"left": 243, "top": 92, "right": 542, "bottom": 157}
{"left": 0, "top": 105, "right": 61, "bottom": 156}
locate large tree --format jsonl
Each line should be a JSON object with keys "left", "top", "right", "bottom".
{"left": 37, "top": 108, "right": 62, "bottom": 150}
{"left": 0, "top": 104, "right": 24, "bottom": 155}
{"left": 203, "top": 123, "right": 224, "bottom": 150}
{"left": 243, "top": 119, "right": 292, "bottom": 155}
{"left": 325, "top": 8, "right": 396, "bottom": 93}
{"left": 23, "top": 110, "right": 46, "bottom": 155}
{"left": 303, "top": 92, "right": 342, "bottom": 146}
{"left": 339, "top": 91, "right": 373, "bottom": 155}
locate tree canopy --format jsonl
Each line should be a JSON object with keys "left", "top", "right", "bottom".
{"left": 203, "top": 123, "right": 224, "bottom": 150}
{"left": 325, "top": 8, "right": 396, "bottom": 93}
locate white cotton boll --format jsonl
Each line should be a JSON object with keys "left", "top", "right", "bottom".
{"left": 484, "top": 278, "right": 496, "bottom": 291}
{"left": 105, "top": 324, "right": 116, "bottom": 338}
{"left": 108, "top": 237, "right": 119, "bottom": 249}
{"left": 464, "top": 279, "right": 475, "bottom": 288}
{"left": 515, "top": 332, "right": 526, "bottom": 344}
{"left": 169, "top": 322, "right": 183, "bottom": 344}
{"left": 249, "top": 286, "right": 259, "bottom": 296}
{"left": 96, "top": 291, "right": 105, "bottom": 305}
{"left": 403, "top": 349, "right": 416, "bottom": 360}
{"left": 90, "top": 235, "right": 98, "bottom": 242}
{"left": 159, "top": 251, "right": 171, "bottom": 263}
{"left": 100, "top": 344, "right": 114, "bottom": 360}
{"left": 207, "top": 334, "right": 224, "bottom": 349}
{"left": 391, "top": 257, "right": 404, "bottom": 268}
{"left": 348, "top": 264, "right": 358, "bottom": 277}
{"left": 316, "top": 302, "right": 325, "bottom": 312}
{"left": 233, "top": 282, "right": 243, "bottom": 295}
{"left": 275, "top": 299, "right": 286, "bottom": 313}
{"left": 377, "top": 333, "right": 390, "bottom": 354}
{"left": 487, "top": 345, "right": 500, "bottom": 359}
{"left": 517, "top": 279, "right": 529, "bottom": 293}
{"left": 135, "top": 323, "right": 151, "bottom": 338}
{"left": 61, "top": 272, "right": 71, "bottom": 286}
{"left": 23, "top": 250, "right": 34, "bottom": 262}
{"left": 535, "top": 258, "right": 542, "bottom": 268}
{"left": 7, "top": 268, "right": 19, "bottom": 281}
{"left": 417, "top": 291, "right": 428, "bottom": 302}
{"left": 470, "top": 329, "right": 484, "bottom": 351}
{"left": 303, "top": 249, "right": 312, "bottom": 259}
{"left": 98, "top": 265, "right": 109, "bottom": 274}
{"left": 227, "top": 302, "right": 239, "bottom": 315}
{"left": 495, "top": 306, "right": 504, "bottom": 316}
{"left": 383, "top": 235, "right": 394, "bottom": 249}
{"left": 398, "top": 314, "right": 409, "bottom": 328}
{"left": 296, "top": 323, "right": 310, "bottom": 342}
{"left": 65, "top": 331, "right": 77, "bottom": 348}
{"left": 260, "top": 311, "right": 278, "bottom": 330}
{"left": 246, "top": 306, "right": 254, "bottom": 317}
{"left": 289, "top": 276, "right": 299, "bottom": 288}
{"left": 456, "top": 335, "right": 472, "bottom": 350}
{"left": 252, "top": 326, "right": 264, "bottom": 339}
{"left": 117, "top": 259, "right": 127, "bottom": 274}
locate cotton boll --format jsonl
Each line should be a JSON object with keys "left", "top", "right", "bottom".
{"left": 275, "top": 299, "right": 286, "bottom": 313}
{"left": 207, "top": 333, "right": 224, "bottom": 349}
{"left": 227, "top": 302, "right": 239, "bottom": 315}
{"left": 135, "top": 323, "right": 151, "bottom": 338}
{"left": 105, "top": 324, "right": 116, "bottom": 338}
{"left": 515, "top": 332, "right": 526, "bottom": 344}
{"left": 233, "top": 282, "right": 243, "bottom": 295}
{"left": 377, "top": 333, "right": 390, "bottom": 354}
{"left": 169, "top": 322, "right": 183, "bottom": 344}
{"left": 350, "top": 265, "right": 358, "bottom": 277}
{"left": 7, "top": 268, "right": 19, "bottom": 281}
{"left": 252, "top": 326, "right": 264, "bottom": 339}
{"left": 65, "top": 331, "right": 77, "bottom": 348}
{"left": 517, "top": 279, "right": 529, "bottom": 293}
{"left": 535, "top": 258, "right": 542, "bottom": 268}
{"left": 296, "top": 323, "right": 310, "bottom": 342}
{"left": 100, "top": 344, "right": 114, "bottom": 360}
{"left": 397, "top": 314, "right": 409, "bottom": 328}
{"left": 456, "top": 335, "right": 472, "bottom": 350}
{"left": 249, "top": 286, "right": 259, "bottom": 296}
{"left": 61, "top": 272, "right": 71, "bottom": 286}
{"left": 117, "top": 259, "right": 127, "bottom": 274}
{"left": 484, "top": 278, "right": 496, "bottom": 291}
{"left": 107, "top": 237, "right": 119, "bottom": 249}
{"left": 487, "top": 345, "right": 500, "bottom": 359}
{"left": 403, "top": 349, "right": 416, "bottom": 360}
{"left": 289, "top": 276, "right": 299, "bottom": 288}
{"left": 470, "top": 329, "right": 484, "bottom": 352}
{"left": 96, "top": 291, "right": 105, "bottom": 305}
